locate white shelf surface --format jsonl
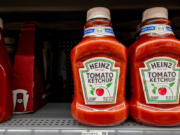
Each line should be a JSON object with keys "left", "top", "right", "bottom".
{"left": 0, "top": 103, "right": 180, "bottom": 135}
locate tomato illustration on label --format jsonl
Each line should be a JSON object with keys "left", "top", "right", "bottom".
{"left": 90, "top": 82, "right": 112, "bottom": 97}
{"left": 158, "top": 87, "right": 167, "bottom": 95}
{"left": 151, "top": 82, "right": 175, "bottom": 96}
{"left": 96, "top": 88, "right": 104, "bottom": 96}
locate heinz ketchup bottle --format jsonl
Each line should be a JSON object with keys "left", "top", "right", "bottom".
{"left": 129, "top": 7, "right": 180, "bottom": 126}
{"left": 0, "top": 18, "right": 13, "bottom": 122}
{"left": 71, "top": 7, "right": 128, "bottom": 126}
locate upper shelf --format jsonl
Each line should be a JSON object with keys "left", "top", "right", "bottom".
{"left": 0, "top": 0, "right": 180, "bottom": 12}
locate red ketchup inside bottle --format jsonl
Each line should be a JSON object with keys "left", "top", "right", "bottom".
{"left": 129, "top": 7, "right": 180, "bottom": 126}
{"left": 71, "top": 7, "right": 128, "bottom": 126}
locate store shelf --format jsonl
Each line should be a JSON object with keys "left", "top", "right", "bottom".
{"left": 0, "top": 0, "right": 180, "bottom": 12}
{"left": 0, "top": 103, "right": 179, "bottom": 135}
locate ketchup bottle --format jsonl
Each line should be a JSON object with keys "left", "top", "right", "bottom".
{"left": 71, "top": 7, "right": 128, "bottom": 126}
{"left": 129, "top": 7, "right": 180, "bottom": 126}
{"left": 0, "top": 18, "right": 13, "bottom": 122}
{"left": 13, "top": 23, "right": 46, "bottom": 113}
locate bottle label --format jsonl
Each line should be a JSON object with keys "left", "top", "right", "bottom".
{"left": 13, "top": 89, "right": 29, "bottom": 112}
{"left": 83, "top": 26, "right": 115, "bottom": 37}
{"left": 140, "top": 57, "right": 180, "bottom": 104}
{"left": 140, "top": 24, "right": 174, "bottom": 35}
{"left": 79, "top": 57, "right": 120, "bottom": 104}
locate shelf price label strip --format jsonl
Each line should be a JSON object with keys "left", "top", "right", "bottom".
{"left": 81, "top": 130, "right": 114, "bottom": 135}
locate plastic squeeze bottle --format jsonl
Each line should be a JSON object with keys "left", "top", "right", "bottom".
{"left": 71, "top": 7, "right": 128, "bottom": 126}
{"left": 129, "top": 7, "right": 180, "bottom": 126}
{"left": 0, "top": 18, "right": 13, "bottom": 122}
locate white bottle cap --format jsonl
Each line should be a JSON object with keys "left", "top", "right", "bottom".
{"left": 87, "top": 7, "right": 111, "bottom": 21}
{"left": 142, "top": 7, "right": 168, "bottom": 22}
{"left": 0, "top": 18, "right": 3, "bottom": 29}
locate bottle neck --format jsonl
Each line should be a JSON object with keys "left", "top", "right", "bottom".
{"left": 83, "top": 18, "right": 115, "bottom": 38}
{"left": 138, "top": 18, "right": 174, "bottom": 38}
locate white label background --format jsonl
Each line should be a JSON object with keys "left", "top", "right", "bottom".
{"left": 79, "top": 57, "right": 120, "bottom": 105}
{"left": 139, "top": 57, "right": 180, "bottom": 104}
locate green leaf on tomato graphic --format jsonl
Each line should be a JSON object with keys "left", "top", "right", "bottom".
{"left": 89, "top": 84, "right": 95, "bottom": 96}
{"left": 151, "top": 83, "right": 157, "bottom": 94}
{"left": 90, "top": 90, "right": 94, "bottom": 95}
{"left": 152, "top": 87, "right": 157, "bottom": 94}
{"left": 169, "top": 82, "right": 175, "bottom": 87}
{"left": 106, "top": 82, "right": 112, "bottom": 88}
